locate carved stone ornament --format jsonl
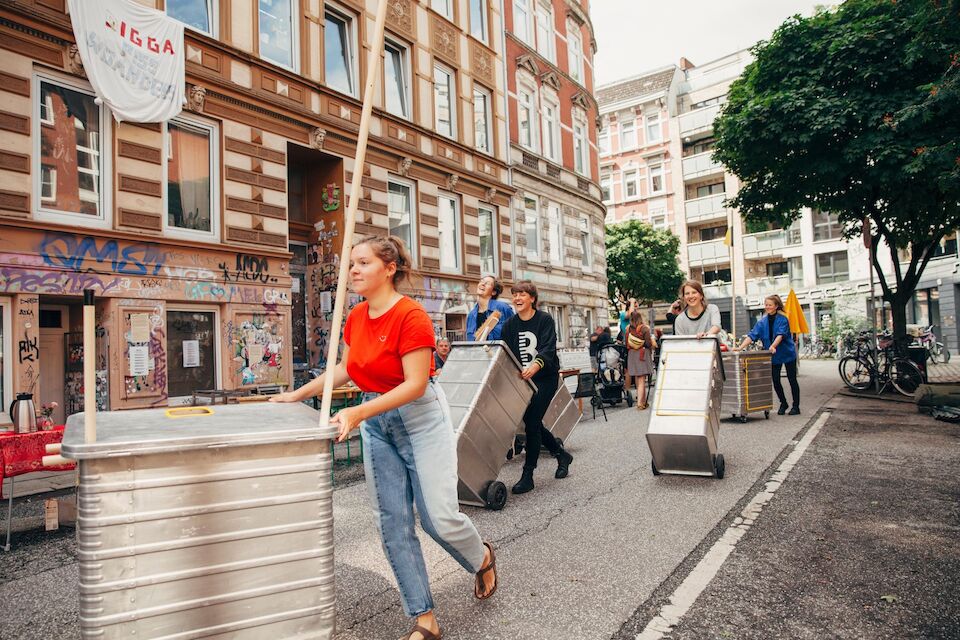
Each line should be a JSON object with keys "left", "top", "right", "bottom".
{"left": 540, "top": 195, "right": 549, "bottom": 207}
{"left": 485, "top": 187, "right": 497, "bottom": 202}
{"left": 310, "top": 127, "right": 327, "bottom": 150}
{"left": 67, "top": 44, "right": 85, "bottom": 77}
{"left": 399, "top": 157, "right": 413, "bottom": 176}
{"left": 187, "top": 85, "right": 206, "bottom": 112}
{"left": 447, "top": 174, "right": 460, "bottom": 191}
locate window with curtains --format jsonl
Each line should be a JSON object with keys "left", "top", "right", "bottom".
{"left": 649, "top": 163, "right": 664, "bottom": 194}
{"left": 473, "top": 86, "right": 492, "bottom": 153}
{"left": 384, "top": 40, "right": 411, "bottom": 119}
{"left": 600, "top": 175, "right": 612, "bottom": 202}
{"left": 623, "top": 170, "right": 638, "bottom": 199}
{"left": 166, "top": 0, "right": 216, "bottom": 35}
{"left": 478, "top": 205, "right": 497, "bottom": 274}
{"left": 325, "top": 6, "right": 357, "bottom": 97}
{"left": 645, "top": 111, "right": 662, "bottom": 143}
{"left": 388, "top": 178, "right": 417, "bottom": 263}
{"left": 258, "top": 0, "right": 296, "bottom": 69}
{"left": 434, "top": 63, "right": 457, "bottom": 139}
{"left": 524, "top": 197, "right": 540, "bottom": 260}
{"left": 166, "top": 118, "right": 218, "bottom": 238}
{"left": 438, "top": 194, "right": 462, "bottom": 272}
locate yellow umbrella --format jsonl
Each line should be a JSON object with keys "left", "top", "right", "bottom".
{"left": 784, "top": 289, "right": 810, "bottom": 334}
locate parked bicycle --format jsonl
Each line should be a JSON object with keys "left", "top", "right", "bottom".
{"left": 912, "top": 325, "right": 950, "bottom": 364}
{"left": 800, "top": 335, "right": 835, "bottom": 359}
{"left": 838, "top": 332, "right": 925, "bottom": 397}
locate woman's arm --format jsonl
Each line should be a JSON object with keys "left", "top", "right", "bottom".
{"left": 330, "top": 347, "right": 433, "bottom": 442}
{"left": 270, "top": 346, "right": 352, "bottom": 403}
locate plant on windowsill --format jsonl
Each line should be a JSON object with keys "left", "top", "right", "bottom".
{"left": 37, "top": 401, "right": 58, "bottom": 430}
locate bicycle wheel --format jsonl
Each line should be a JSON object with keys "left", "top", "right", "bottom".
{"left": 839, "top": 356, "right": 873, "bottom": 391}
{"left": 890, "top": 358, "right": 924, "bottom": 397}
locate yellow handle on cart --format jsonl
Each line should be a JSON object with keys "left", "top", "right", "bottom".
{"left": 165, "top": 407, "right": 215, "bottom": 419}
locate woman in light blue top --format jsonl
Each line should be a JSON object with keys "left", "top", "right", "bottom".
{"left": 739, "top": 294, "right": 800, "bottom": 415}
{"left": 465, "top": 275, "right": 514, "bottom": 341}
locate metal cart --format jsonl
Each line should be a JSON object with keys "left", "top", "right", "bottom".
{"left": 509, "top": 379, "right": 581, "bottom": 458}
{"left": 646, "top": 336, "right": 727, "bottom": 479}
{"left": 721, "top": 350, "right": 774, "bottom": 422}
{"left": 437, "top": 341, "right": 535, "bottom": 510}
{"left": 60, "top": 403, "right": 336, "bottom": 640}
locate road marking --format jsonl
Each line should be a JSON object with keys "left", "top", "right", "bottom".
{"left": 636, "top": 411, "right": 832, "bottom": 640}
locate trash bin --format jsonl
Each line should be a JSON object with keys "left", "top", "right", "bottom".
{"left": 907, "top": 345, "right": 929, "bottom": 383}
{"left": 721, "top": 350, "right": 774, "bottom": 422}
{"left": 646, "top": 336, "right": 726, "bottom": 478}
{"left": 60, "top": 403, "right": 336, "bottom": 640}
{"left": 437, "top": 341, "right": 535, "bottom": 510}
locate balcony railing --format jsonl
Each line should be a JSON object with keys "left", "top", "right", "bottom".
{"left": 745, "top": 275, "right": 790, "bottom": 297}
{"left": 742, "top": 230, "right": 787, "bottom": 259}
{"left": 687, "top": 239, "right": 729, "bottom": 267}
{"left": 682, "top": 152, "right": 724, "bottom": 180}
{"left": 685, "top": 193, "right": 727, "bottom": 224}
{"left": 679, "top": 103, "right": 722, "bottom": 138}
{"left": 703, "top": 281, "right": 733, "bottom": 298}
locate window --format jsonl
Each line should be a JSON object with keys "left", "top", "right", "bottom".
{"left": 766, "top": 261, "right": 789, "bottom": 277}
{"left": 685, "top": 138, "right": 716, "bottom": 156}
{"left": 524, "top": 197, "right": 540, "bottom": 260}
{"left": 384, "top": 40, "right": 411, "bottom": 119}
{"left": 623, "top": 170, "right": 638, "bottom": 199}
{"left": 567, "top": 26, "right": 584, "bottom": 83}
{"left": 696, "top": 182, "right": 725, "bottom": 198}
{"left": 812, "top": 209, "right": 843, "bottom": 241}
{"left": 579, "top": 217, "right": 592, "bottom": 268}
{"left": 573, "top": 116, "right": 588, "bottom": 176}
{"left": 933, "top": 231, "right": 958, "bottom": 259}
{"left": 166, "top": 119, "right": 217, "bottom": 238}
{"left": 645, "top": 112, "right": 662, "bottom": 143}
{"left": 259, "top": 0, "right": 296, "bottom": 69}
{"left": 517, "top": 86, "right": 537, "bottom": 151}
{"left": 704, "top": 268, "right": 732, "bottom": 284}
{"left": 699, "top": 225, "right": 726, "bottom": 242}
{"left": 432, "top": 0, "right": 454, "bottom": 19}
{"left": 388, "top": 178, "right": 417, "bottom": 263}
{"left": 815, "top": 251, "right": 849, "bottom": 284}
{"left": 438, "top": 194, "right": 461, "bottom": 272}
{"left": 598, "top": 127, "right": 610, "bottom": 155}
{"left": 478, "top": 205, "right": 497, "bottom": 274}
{"left": 651, "top": 214, "right": 667, "bottom": 230}
{"left": 542, "top": 95, "right": 561, "bottom": 163}
{"left": 600, "top": 176, "right": 612, "bottom": 202}
{"left": 788, "top": 256, "right": 805, "bottom": 287}
{"left": 167, "top": 310, "right": 218, "bottom": 400}
{"left": 473, "top": 86, "right": 492, "bottom": 153}
{"left": 535, "top": 3, "right": 555, "bottom": 62}
{"left": 545, "top": 304, "right": 564, "bottom": 343}
{"left": 434, "top": 63, "right": 457, "bottom": 139}
{"left": 619, "top": 119, "right": 636, "bottom": 150}
{"left": 649, "top": 163, "right": 664, "bottom": 194}
{"left": 470, "top": 0, "right": 488, "bottom": 41}
{"left": 35, "top": 77, "right": 106, "bottom": 221}
{"left": 514, "top": 0, "right": 533, "bottom": 45}
{"left": 548, "top": 203, "right": 563, "bottom": 265}
{"left": 325, "top": 7, "right": 357, "bottom": 96}
{"left": 166, "top": 0, "right": 215, "bottom": 35}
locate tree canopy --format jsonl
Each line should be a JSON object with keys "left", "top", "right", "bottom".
{"left": 714, "top": 0, "right": 960, "bottom": 343}
{"left": 605, "top": 220, "right": 684, "bottom": 310}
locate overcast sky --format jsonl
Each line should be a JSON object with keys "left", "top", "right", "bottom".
{"left": 592, "top": 1, "right": 829, "bottom": 85}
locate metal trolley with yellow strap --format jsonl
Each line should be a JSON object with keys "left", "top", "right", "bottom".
{"left": 721, "top": 350, "right": 774, "bottom": 423}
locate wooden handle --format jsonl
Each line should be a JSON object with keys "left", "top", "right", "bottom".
{"left": 45, "top": 443, "right": 61, "bottom": 454}
{"left": 475, "top": 311, "right": 501, "bottom": 342}
{"left": 42, "top": 454, "right": 69, "bottom": 467}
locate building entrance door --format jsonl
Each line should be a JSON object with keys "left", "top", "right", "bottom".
{"left": 39, "top": 305, "right": 69, "bottom": 425}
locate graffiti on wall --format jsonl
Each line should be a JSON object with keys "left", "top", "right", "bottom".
{"left": 226, "top": 314, "right": 285, "bottom": 386}
{"left": 39, "top": 232, "right": 167, "bottom": 276}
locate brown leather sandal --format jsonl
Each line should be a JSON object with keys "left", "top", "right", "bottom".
{"left": 401, "top": 624, "right": 442, "bottom": 640}
{"left": 474, "top": 541, "right": 498, "bottom": 600}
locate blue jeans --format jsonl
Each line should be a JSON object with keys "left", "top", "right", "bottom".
{"left": 361, "top": 382, "right": 485, "bottom": 617}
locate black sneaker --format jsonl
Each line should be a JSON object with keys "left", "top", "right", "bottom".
{"left": 512, "top": 469, "right": 535, "bottom": 494}
{"left": 789, "top": 406, "right": 801, "bottom": 415}
{"left": 555, "top": 449, "right": 573, "bottom": 479}
{"left": 777, "top": 403, "right": 788, "bottom": 415}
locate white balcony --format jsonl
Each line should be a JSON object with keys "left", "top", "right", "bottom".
{"left": 679, "top": 103, "right": 722, "bottom": 138}
{"left": 687, "top": 239, "right": 730, "bottom": 267}
{"left": 685, "top": 193, "right": 727, "bottom": 224}
{"left": 742, "top": 230, "right": 787, "bottom": 259}
{"left": 745, "top": 274, "right": 790, "bottom": 297}
{"left": 682, "top": 152, "right": 724, "bottom": 180}
{"left": 703, "top": 281, "right": 733, "bottom": 298}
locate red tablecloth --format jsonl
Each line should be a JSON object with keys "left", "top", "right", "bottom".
{"left": 0, "top": 426, "right": 74, "bottom": 498}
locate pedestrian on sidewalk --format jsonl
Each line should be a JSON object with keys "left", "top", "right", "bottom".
{"left": 501, "top": 280, "right": 574, "bottom": 495}
{"left": 673, "top": 281, "right": 722, "bottom": 339}
{"left": 434, "top": 337, "right": 451, "bottom": 373}
{"left": 466, "top": 274, "right": 514, "bottom": 341}
{"left": 625, "top": 311, "right": 657, "bottom": 410}
{"left": 738, "top": 294, "right": 800, "bottom": 415}
{"left": 270, "top": 236, "right": 498, "bottom": 640}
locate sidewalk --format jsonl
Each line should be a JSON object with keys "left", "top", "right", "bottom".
{"left": 619, "top": 394, "right": 960, "bottom": 639}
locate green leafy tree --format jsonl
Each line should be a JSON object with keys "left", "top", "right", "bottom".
{"left": 714, "top": 0, "right": 960, "bottom": 348}
{"left": 605, "top": 220, "right": 684, "bottom": 312}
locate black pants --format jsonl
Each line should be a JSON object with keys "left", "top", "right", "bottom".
{"left": 522, "top": 376, "right": 561, "bottom": 471}
{"left": 772, "top": 360, "right": 800, "bottom": 409}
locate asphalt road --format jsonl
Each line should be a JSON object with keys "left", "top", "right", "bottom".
{"left": 0, "top": 360, "right": 844, "bottom": 639}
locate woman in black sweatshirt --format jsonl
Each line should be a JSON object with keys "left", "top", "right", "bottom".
{"left": 500, "top": 280, "right": 573, "bottom": 494}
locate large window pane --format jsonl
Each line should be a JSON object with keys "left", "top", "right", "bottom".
{"left": 548, "top": 203, "right": 562, "bottom": 265}
{"left": 473, "top": 87, "right": 491, "bottom": 153}
{"left": 259, "top": 0, "right": 295, "bottom": 68}
{"left": 568, "top": 27, "right": 583, "bottom": 82}
{"left": 38, "top": 81, "right": 101, "bottom": 217}
{"left": 620, "top": 120, "right": 635, "bottom": 150}
{"left": 536, "top": 4, "right": 554, "bottom": 62}
{"left": 167, "top": 311, "right": 216, "bottom": 398}
{"left": 385, "top": 42, "right": 409, "bottom": 118}
{"left": 649, "top": 163, "right": 664, "bottom": 193}
{"left": 543, "top": 98, "right": 560, "bottom": 162}
{"left": 470, "top": 0, "right": 488, "bottom": 41}
{"left": 815, "top": 251, "right": 849, "bottom": 284}
{"left": 167, "top": 121, "right": 212, "bottom": 233}
{"left": 438, "top": 195, "right": 461, "bottom": 272}
{"left": 432, "top": 0, "right": 454, "bottom": 19}
{"left": 579, "top": 217, "right": 592, "bottom": 267}
{"left": 812, "top": 208, "right": 843, "bottom": 241}
{"left": 167, "top": 0, "right": 212, "bottom": 33}
{"left": 574, "top": 121, "right": 587, "bottom": 175}
{"left": 388, "top": 180, "right": 416, "bottom": 262}
{"left": 325, "top": 11, "right": 355, "bottom": 96}
{"left": 434, "top": 65, "right": 455, "bottom": 138}
{"left": 645, "top": 112, "right": 662, "bottom": 142}
{"left": 478, "top": 205, "right": 496, "bottom": 274}
{"left": 524, "top": 197, "right": 540, "bottom": 260}
{"left": 514, "top": 0, "right": 532, "bottom": 44}
{"left": 518, "top": 88, "right": 536, "bottom": 150}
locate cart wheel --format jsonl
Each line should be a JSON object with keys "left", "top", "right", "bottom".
{"left": 764, "top": 410, "right": 770, "bottom": 419}
{"left": 626, "top": 391, "right": 634, "bottom": 407}
{"left": 651, "top": 459, "right": 661, "bottom": 476}
{"left": 713, "top": 454, "right": 725, "bottom": 479}
{"left": 739, "top": 415, "right": 748, "bottom": 423}
{"left": 485, "top": 481, "right": 507, "bottom": 511}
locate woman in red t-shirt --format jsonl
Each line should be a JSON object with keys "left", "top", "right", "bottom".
{"left": 271, "top": 236, "right": 497, "bottom": 640}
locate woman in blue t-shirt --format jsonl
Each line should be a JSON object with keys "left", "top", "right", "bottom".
{"left": 738, "top": 294, "right": 800, "bottom": 415}
{"left": 466, "top": 275, "right": 514, "bottom": 341}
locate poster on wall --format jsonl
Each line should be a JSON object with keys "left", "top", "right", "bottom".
{"left": 182, "top": 340, "right": 200, "bottom": 368}
{"left": 129, "top": 313, "right": 151, "bottom": 343}
{"left": 67, "top": 0, "right": 185, "bottom": 123}
{"left": 129, "top": 345, "right": 149, "bottom": 377}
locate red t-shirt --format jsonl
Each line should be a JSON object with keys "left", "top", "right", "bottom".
{"left": 344, "top": 296, "right": 437, "bottom": 393}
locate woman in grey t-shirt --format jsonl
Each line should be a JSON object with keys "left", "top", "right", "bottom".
{"left": 673, "top": 280, "right": 722, "bottom": 337}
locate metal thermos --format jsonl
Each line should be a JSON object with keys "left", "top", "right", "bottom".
{"left": 10, "top": 392, "right": 37, "bottom": 434}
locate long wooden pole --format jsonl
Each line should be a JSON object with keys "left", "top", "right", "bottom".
{"left": 317, "top": 0, "right": 390, "bottom": 431}
{"left": 83, "top": 289, "right": 96, "bottom": 443}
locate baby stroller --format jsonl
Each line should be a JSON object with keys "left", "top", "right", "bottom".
{"left": 596, "top": 343, "right": 634, "bottom": 407}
